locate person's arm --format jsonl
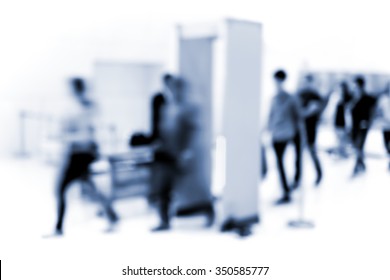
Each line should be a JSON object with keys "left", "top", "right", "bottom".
{"left": 304, "top": 83, "right": 337, "bottom": 117}
{"left": 303, "top": 101, "right": 322, "bottom": 117}
{"left": 297, "top": 90, "right": 320, "bottom": 118}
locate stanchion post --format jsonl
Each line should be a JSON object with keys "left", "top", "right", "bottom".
{"left": 288, "top": 182, "right": 315, "bottom": 228}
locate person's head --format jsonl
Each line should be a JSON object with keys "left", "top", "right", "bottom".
{"left": 273, "top": 69, "right": 287, "bottom": 91}
{"left": 70, "top": 77, "right": 85, "bottom": 96}
{"left": 355, "top": 76, "right": 365, "bottom": 89}
{"left": 69, "top": 77, "right": 93, "bottom": 107}
{"left": 354, "top": 75, "right": 365, "bottom": 97}
{"left": 302, "top": 74, "right": 315, "bottom": 88}
{"left": 163, "top": 73, "right": 174, "bottom": 88}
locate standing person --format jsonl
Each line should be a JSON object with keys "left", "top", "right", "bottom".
{"left": 53, "top": 78, "right": 118, "bottom": 236}
{"left": 350, "top": 76, "right": 378, "bottom": 176}
{"left": 296, "top": 74, "right": 327, "bottom": 186}
{"left": 376, "top": 82, "right": 390, "bottom": 170}
{"left": 151, "top": 77, "right": 198, "bottom": 231}
{"left": 268, "top": 70, "right": 303, "bottom": 205}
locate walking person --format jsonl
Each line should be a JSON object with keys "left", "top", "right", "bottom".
{"left": 350, "top": 76, "right": 379, "bottom": 176}
{"left": 52, "top": 77, "right": 118, "bottom": 236}
{"left": 268, "top": 70, "right": 304, "bottom": 204}
{"left": 296, "top": 74, "right": 329, "bottom": 186}
{"left": 151, "top": 76, "right": 199, "bottom": 230}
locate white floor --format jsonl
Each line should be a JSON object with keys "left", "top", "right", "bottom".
{"left": 1, "top": 129, "right": 390, "bottom": 280}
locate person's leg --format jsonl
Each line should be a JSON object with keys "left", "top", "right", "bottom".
{"left": 351, "top": 122, "right": 362, "bottom": 175}
{"left": 55, "top": 153, "right": 94, "bottom": 234}
{"left": 273, "top": 140, "right": 290, "bottom": 204}
{"left": 292, "top": 133, "right": 302, "bottom": 189}
{"left": 80, "top": 173, "right": 97, "bottom": 200}
{"left": 353, "top": 128, "right": 368, "bottom": 175}
{"left": 82, "top": 177, "right": 119, "bottom": 226}
{"left": 159, "top": 185, "right": 171, "bottom": 226}
{"left": 306, "top": 122, "right": 322, "bottom": 185}
{"left": 383, "top": 130, "right": 390, "bottom": 170}
{"left": 359, "top": 128, "right": 369, "bottom": 168}
{"left": 55, "top": 166, "right": 76, "bottom": 234}
{"left": 308, "top": 144, "right": 322, "bottom": 185}
{"left": 336, "top": 128, "right": 348, "bottom": 158}
{"left": 383, "top": 130, "right": 390, "bottom": 154}
{"left": 351, "top": 121, "right": 360, "bottom": 149}
{"left": 151, "top": 162, "right": 174, "bottom": 231}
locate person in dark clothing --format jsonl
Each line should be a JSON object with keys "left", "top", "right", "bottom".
{"left": 350, "top": 76, "right": 378, "bottom": 176}
{"left": 297, "top": 74, "right": 326, "bottom": 186}
{"left": 151, "top": 76, "right": 198, "bottom": 231}
{"left": 268, "top": 70, "right": 303, "bottom": 204}
{"left": 53, "top": 78, "right": 118, "bottom": 236}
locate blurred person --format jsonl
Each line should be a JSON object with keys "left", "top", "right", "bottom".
{"left": 151, "top": 76, "right": 199, "bottom": 231}
{"left": 52, "top": 78, "right": 118, "bottom": 236}
{"left": 350, "top": 76, "right": 378, "bottom": 176}
{"left": 268, "top": 70, "right": 303, "bottom": 204}
{"left": 296, "top": 74, "right": 329, "bottom": 186}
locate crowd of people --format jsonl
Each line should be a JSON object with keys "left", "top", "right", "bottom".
{"left": 47, "top": 68, "right": 390, "bottom": 236}
{"left": 267, "top": 69, "right": 390, "bottom": 205}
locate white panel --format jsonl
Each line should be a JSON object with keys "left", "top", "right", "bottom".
{"left": 222, "top": 19, "right": 262, "bottom": 222}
